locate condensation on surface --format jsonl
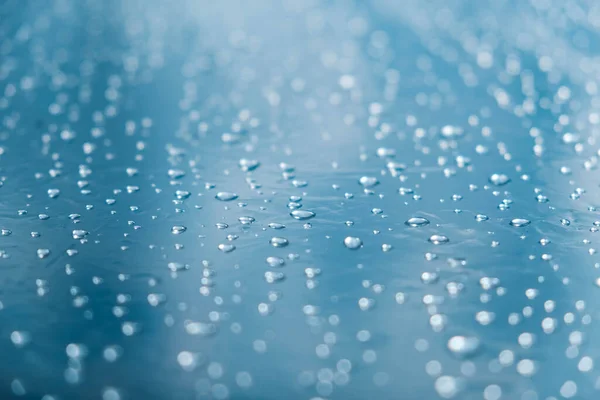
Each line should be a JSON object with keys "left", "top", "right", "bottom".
{"left": 1, "top": 0, "right": 600, "bottom": 399}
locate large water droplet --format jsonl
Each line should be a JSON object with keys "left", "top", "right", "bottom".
{"left": 218, "top": 243, "right": 236, "bottom": 253}
{"left": 266, "top": 256, "right": 285, "bottom": 267}
{"left": 429, "top": 235, "right": 449, "bottom": 244}
{"left": 239, "top": 158, "right": 260, "bottom": 172}
{"left": 290, "top": 210, "right": 315, "bottom": 220}
{"left": 510, "top": 218, "right": 531, "bottom": 227}
{"left": 171, "top": 225, "right": 187, "bottom": 234}
{"left": 265, "top": 271, "right": 286, "bottom": 283}
{"left": 344, "top": 236, "right": 363, "bottom": 249}
{"left": 447, "top": 336, "right": 480, "bottom": 358}
{"left": 37, "top": 249, "right": 50, "bottom": 259}
{"left": 269, "top": 237, "right": 289, "bottom": 247}
{"left": 488, "top": 173, "right": 510, "bottom": 186}
{"left": 405, "top": 217, "right": 430, "bottom": 227}
{"left": 358, "top": 176, "right": 379, "bottom": 188}
{"left": 215, "top": 192, "right": 238, "bottom": 201}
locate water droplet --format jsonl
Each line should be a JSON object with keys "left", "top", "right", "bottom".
{"left": 37, "top": 249, "right": 50, "bottom": 259}
{"left": 168, "top": 262, "right": 189, "bottom": 272}
{"left": 290, "top": 210, "right": 315, "bottom": 220}
{"left": 168, "top": 169, "right": 185, "bottom": 179}
{"left": 429, "top": 235, "right": 449, "bottom": 245}
{"left": 510, "top": 218, "right": 531, "bottom": 227}
{"left": 440, "top": 125, "right": 464, "bottom": 138}
{"left": 72, "top": 230, "right": 88, "bottom": 239}
{"left": 171, "top": 225, "right": 187, "bottom": 234}
{"left": 268, "top": 223, "right": 286, "bottom": 230}
{"left": 269, "top": 237, "right": 289, "bottom": 247}
{"left": 238, "top": 216, "right": 255, "bottom": 225}
{"left": 447, "top": 336, "right": 480, "bottom": 358}
{"left": 266, "top": 256, "right": 285, "bottom": 267}
{"left": 215, "top": 192, "right": 238, "bottom": 201}
{"left": 185, "top": 321, "right": 217, "bottom": 336}
{"left": 239, "top": 158, "right": 260, "bottom": 172}
{"left": 488, "top": 174, "right": 510, "bottom": 186}
{"left": 265, "top": 271, "right": 286, "bottom": 283}
{"left": 218, "top": 243, "right": 236, "bottom": 253}
{"left": 358, "top": 176, "right": 379, "bottom": 188}
{"left": 344, "top": 236, "right": 363, "bottom": 249}
{"left": 405, "top": 217, "right": 430, "bottom": 227}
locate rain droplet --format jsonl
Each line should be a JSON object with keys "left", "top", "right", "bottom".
{"left": 510, "top": 218, "right": 531, "bottom": 227}
{"left": 447, "top": 336, "right": 480, "bottom": 358}
{"left": 358, "top": 176, "right": 379, "bottom": 188}
{"left": 488, "top": 174, "right": 510, "bottom": 186}
{"left": 344, "top": 236, "right": 363, "bottom": 249}
{"left": 429, "top": 235, "right": 449, "bottom": 245}
{"left": 238, "top": 216, "right": 255, "bottom": 225}
{"left": 290, "top": 210, "right": 315, "bottom": 220}
{"left": 269, "top": 237, "right": 289, "bottom": 247}
{"left": 171, "top": 225, "right": 187, "bottom": 234}
{"left": 239, "top": 158, "right": 260, "bottom": 172}
{"left": 265, "top": 271, "right": 286, "bottom": 283}
{"left": 37, "top": 249, "right": 50, "bottom": 259}
{"left": 218, "top": 244, "right": 236, "bottom": 253}
{"left": 168, "top": 262, "right": 189, "bottom": 272}
{"left": 266, "top": 256, "right": 285, "bottom": 267}
{"left": 168, "top": 169, "right": 185, "bottom": 179}
{"left": 268, "top": 223, "right": 286, "bottom": 230}
{"left": 72, "top": 230, "right": 88, "bottom": 239}
{"left": 405, "top": 217, "right": 430, "bottom": 227}
{"left": 215, "top": 192, "right": 238, "bottom": 201}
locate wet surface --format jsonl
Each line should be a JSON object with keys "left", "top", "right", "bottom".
{"left": 1, "top": 0, "right": 600, "bottom": 399}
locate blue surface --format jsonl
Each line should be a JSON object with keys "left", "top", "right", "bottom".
{"left": 1, "top": 0, "right": 599, "bottom": 399}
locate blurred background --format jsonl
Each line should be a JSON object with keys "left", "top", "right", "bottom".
{"left": 1, "top": 0, "right": 600, "bottom": 399}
